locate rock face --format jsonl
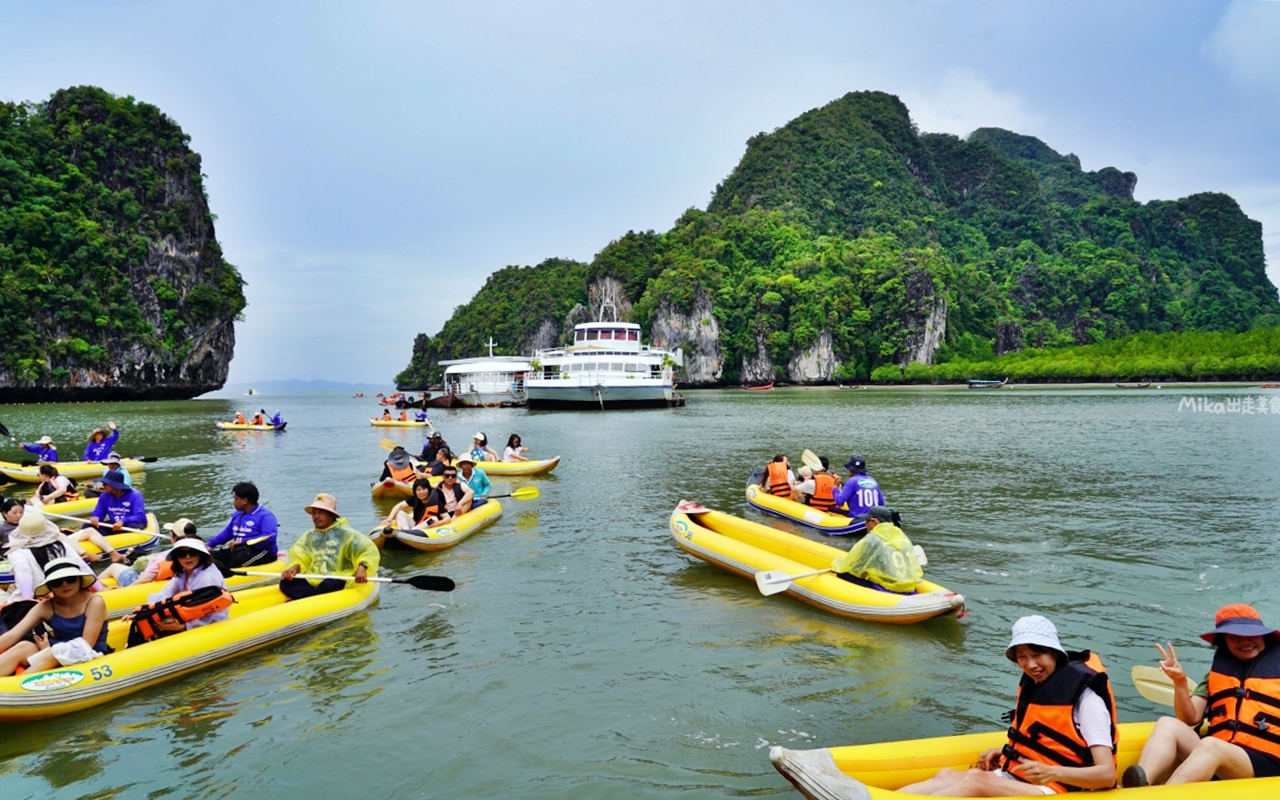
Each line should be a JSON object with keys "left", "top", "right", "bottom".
{"left": 521, "top": 319, "right": 558, "bottom": 355}
{"left": 0, "top": 86, "right": 244, "bottom": 401}
{"left": 588, "top": 276, "right": 633, "bottom": 322}
{"left": 788, "top": 330, "right": 839, "bottom": 382}
{"left": 648, "top": 288, "right": 723, "bottom": 384}
{"left": 741, "top": 332, "right": 774, "bottom": 384}
{"left": 996, "top": 321, "right": 1025, "bottom": 356}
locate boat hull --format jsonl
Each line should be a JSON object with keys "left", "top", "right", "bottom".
{"left": 0, "top": 514, "right": 160, "bottom": 583}
{"left": 0, "top": 583, "right": 376, "bottom": 721}
{"left": 525, "top": 384, "right": 674, "bottom": 409}
{"left": 458, "top": 456, "right": 560, "bottom": 476}
{"left": 371, "top": 478, "right": 414, "bottom": 499}
{"left": 669, "top": 503, "right": 963, "bottom": 624}
{"left": 0, "top": 459, "right": 146, "bottom": 483}
{"left": 388, "top": 500, "right": 503, "bottom": 551}
{"left": 99, "top": 558, "right": 288, "bottom": 619}
{"left": 769, "top": 722, "right": 1280, "bottom": 799}
{"left": 745, "top": 477, "right": 863, "bottom": 536}
{"left": 215, "top": 422, "right": 286, "bottom": 431}
{"left": 369, "top": 418, "right": 430, "bottom": 427}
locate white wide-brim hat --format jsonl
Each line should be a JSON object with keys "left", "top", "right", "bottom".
{"left": 1005, "top": 615, "right": 1067, "bottom": 661}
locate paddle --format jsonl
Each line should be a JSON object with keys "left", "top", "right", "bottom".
{"left": 755, "top": 568, "right": 833, "bottom": 596}
{"left": 231, "top": 569, "right": 455, "bottom": 592}
{"left": 1131, "top": 665, "right": 1177, "bottom": 707}
{"left": 800, "top": 449, "right": 823, "bottom": 472}
{"left": 40, "top": 508, "right": 154, "bottom": 537}
{"left": 490, "top": 486, "right": 539, "bottom": 500}
{"left": 0, "top": 422, "right": 16, "bottom": 444}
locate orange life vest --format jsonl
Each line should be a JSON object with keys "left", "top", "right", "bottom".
{"left": 251, "top": 414, "right": 264, "bottom": 425}
{"left": 766, "top": 462, "right": 791, "bottom": 497}
{"left": 1205, "top": 643, "right": 1280, "bottom": 759}
{"left": 127, "top": 585, "right": 234, "bottom": 645}
{"left": 1000, "top": 651, "right": 1118, "bottom": 793}
{"left": 234, "top": 414, "right": 246, "bottom": 424}
{"left": 387, "top": 462, "right": 415, "bottom": 483}
{"left": 398, "top": 412, "right": 408, "bottom": 421}
{"left": 807, "top": 473, "right": 837, "bottom": 511}
{"left": 155, "top": 558, "right": 175, "bottom": 581}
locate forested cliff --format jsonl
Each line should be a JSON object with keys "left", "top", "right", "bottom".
{"left": 396, "top": 91, "right": 1279, "bottom": 388}
{"left": 0, "top": 86, "right": 244, "bottom": 401}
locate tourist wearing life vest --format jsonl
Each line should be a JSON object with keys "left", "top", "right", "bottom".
{"left": 830, "top": 507, "right": 922, "bottom": 593}
{"left": 795, "top": 456, "right": 838, "bottom": 511}
{"left": 763, "top": 454, "right": 795, "bottom": 498}
{"left": 208, "top": 482, "right": 279, "bottom": 573}
{"left": 143, "top": 538, "right": 230, "bottom": 632}
{"left": 18, "top": 435, "right": 58, "bottom": 462}
{"left": 0, "top": 557, "right": 109, "bottom": 676}
{"left": 382, "top": 479, "right": 437, "bottom": 532}
{"left": 380, "top": 447, "right": 418, "bottom": 483}
{"left": 1121, "top": 604, "right": 1280, "bottom": 787}
{"left": 280, "top": 493, "right": 380, "bottom": 600}
{"left": 251, "top": 409, "right": 265, "bottom": 426}
{"left": 900, "top": 616, "right": 1118, "bottom": 796}
{"left": 101, "top": 518, "right": 191, "bottom": 588}
{"left": 829, "top": 456, "right": 884, "bottom": 533}
{"left": 423, "top": 467, "right": 474, "bottom": 525}
{"left": 82, "top": 421, "right": 119, "bottom": 461}
{"left": 234, "top": 412, "right": 246, "bottom": 425}
{"left": 31, "top": 464, "right": 77, "bottom": 506}
{"left": 382, "top": 409, "right": 393, "bottom": 421}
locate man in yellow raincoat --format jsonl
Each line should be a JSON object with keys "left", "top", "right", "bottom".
{"left": 280, "top": 494, "right": 381, "bottom": 600}
{"left": 830, "top": 506, "right": 922, "bottom": 593}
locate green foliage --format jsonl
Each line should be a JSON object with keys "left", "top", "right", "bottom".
{"left": 874, "top": 327, "right": 1280, "bottom": 383}
{"left": 0, "top": 86, "right": 244, "bottom": 379}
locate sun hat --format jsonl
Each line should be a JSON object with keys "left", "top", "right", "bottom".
{"left": 87, "top": 428, "right": 106, "bottom": 441}
{"left": 162, "top": 518, "right": 197, "bottom": 537}
{"left": 387, "top": 448, "right": 412, "bottom": 468}
{"left": 103, "top": 452, "right": 122, "bottom": 465}
{"left": 167, "top": 538, "right": 211, "bottom": 561}
{"left": 1005, "top": 615, "right": 1067, "bottom": 661}
{"left": 1200, "top": 604, "right": 1277, "bottom": 643}
{"left": 100, "top": 469, "right": 130, "bottom": 491}
{"left": 304, "top": 493, "right": 340, "bottom": 515}
{"left": 5, "top": 509, "right": 62, "bottom": 550}
{"left": 797, "top": 465, "right": 813, "bottom": 479}
{"left": 473, "top": 432, "right": 487, "bottom": 443}
{"left": 35, "top": 557, "right": 96, "bottom": 594}
{"left": 37, "top": 436, "right": 54, "bottom": 445}
{"left": 853, "top": 506, "right": 893, "bottom": 523}
{"left": 844, "top": 456, "right": 866, "bottom": 473}
{"left": 456, "top": 454, "right": 476, "bottom": 465}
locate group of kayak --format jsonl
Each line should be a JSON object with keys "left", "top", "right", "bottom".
{"left": 216, "top": 409, "right": 287, "bottom": 431}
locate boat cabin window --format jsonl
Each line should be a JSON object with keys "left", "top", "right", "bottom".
{"left": 627, "top": 330, "right": 638, "bottom": 341}
{"left": 625, "top": 363, "right": 640, "bottom": 372}
{"left": 575, "top": 330, "right": 585, "bottom": 342}
{"left": 598, "top": 330, "right": 612, "bottom": 340}
{"left": 610, "top": 363, "right": 623, "bottom": 371}
{"left": 586, "top": 330, "right": 599, "bottom": 341}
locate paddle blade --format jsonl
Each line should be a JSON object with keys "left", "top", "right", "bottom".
{"left": 0, "top": 422, "right": 10, "bottom": 437}
{"left": 755, "top": 570, "right": 795, "bottom": 596}
{"left": 379, "top": 438, "right": 399, "bottom": 451}
{"left": 1131, "top": 665, "right": 1175, "bottom": 707}
{"left": 800, "top": 449, "right": 822, "bottom": 472}
{"left": 398, "top": 575, "right": 455, "bottom": 592}
{"left": 510, "top": 486, "right": 540, "bottom": 500}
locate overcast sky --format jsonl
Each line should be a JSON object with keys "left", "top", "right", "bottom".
{"left": 4, "top": 1, "right": 1279, "bottom": 384}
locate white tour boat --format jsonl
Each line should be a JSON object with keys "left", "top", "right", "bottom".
{"left": 440, "top": 339, "right": 531, "bottom": 408}
{"left": 524, "top": 322, "right": 683, "bottom": 409}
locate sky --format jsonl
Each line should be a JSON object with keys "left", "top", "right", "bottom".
{"left": 3, "top": 0, "right": 1279, "bottom": 384}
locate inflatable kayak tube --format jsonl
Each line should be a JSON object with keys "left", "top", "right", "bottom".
{"left": 215, "top": 421, "right": 286, "bottom": 431}
{"left": 746, "top": 471, "right": 863, "bottom": 536}
{"left": 99, "top": 557, "right": 289, "bottom": 619}
{"left": 25, "top": 497, "right": 97, "bottom": 517}
{"left": 669, "top": 502, "right": 963, "bottom": 624}
{"left": 0, "top": 583, "right": 376, "bottom": 721}
{"left": 0, "top": 459, "right": 146, "bottom": 484}
{"left": 1, "top": 515, "right": 161, "bottom": 584}
{"left": 455, "top": 456, "right": 560, "bottom": 476}
{"left": 388, "top": 500, "right": 504, "bottom": 552}
{"left": 369, "top": 418, "right": 430, "bottom": 427}
{"left": 371, "top": 478, "right": 414, "bottom": 499}
{"left": 769, "top": 721, "right": 1280, "bottom": 799}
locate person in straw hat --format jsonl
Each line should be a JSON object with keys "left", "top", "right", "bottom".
{"left": 18, "top": 435, "right": 58, "bottom": 463}
{"left": 280, "top": 494, "right": 379, "bottom": 600}
{"left": 4, "top": 508, "right": 102, "bottom": 601}
{"left": 0, "top": 556, "right": 108, "bottom": 676}
{"left": 1121, "top": 603, "right": 1280, "bottom": 787}
{"left": 82, "top": 420, "right": 119, "bottom": 462}
{"left": 898, "top": 615, "right": 1118, "bottom": 795}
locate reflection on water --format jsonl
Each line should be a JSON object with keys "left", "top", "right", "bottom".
{"left": 0, "top": 388, "right": 1276, "bottom": 797}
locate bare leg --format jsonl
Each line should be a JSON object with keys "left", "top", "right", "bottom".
{"left": 900, "top": 767, "right": 1047, "bottom": 797}
{"left": 1135, "top": 715, "right": 1203, "bottom": 784}
{"left": 0, "top": 641, "right": 38, "bottom": 676}
{"left": 75, "top": 529, "right": 127, "bottom": 563}
{"left": 1165, "top": 737, "right": 1255, "bottom": 784}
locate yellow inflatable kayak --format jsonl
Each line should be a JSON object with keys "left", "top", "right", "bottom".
{"left": 455, "top": 456, "right": 560, "bottom": 476}
{"left": 769, "top": 721, "right": 1280, "bottom": 799}
{"left": 0, "top": 459, "right": 146, "bottom": 484}
{"left": 370, "top": 418, "right": 430, "bottom": 427}
{"left": 26, "top": 497, "right": 97, "bottom": 517}
{"left": 384, "top": 501, "right": 504, "bottom": 551}
{"left": 215, "top": 421, "right": 286, "bottom": 431}
{"left": 99, "top": 557, "right": 288, "bottom": 619}
{"left": 746, "top": 470, "right": 862, "bottom": 536}
{"left": 0, "top": 514, "right": 160, "bottom": 583}
{"left": 0, "top": 583, "right": 376, "bottom": 721}
{"left": 371, "top": 478, "right": 414, "bottom": 499}
{"left": 670, "top": 502, "right": 963, "bottom": 624}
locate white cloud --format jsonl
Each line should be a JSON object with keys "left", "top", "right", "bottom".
{"left": 1204, "top": 0, "right": 1280, "bottom": 93}
{"left": 900, "top": 68, "right": 1045, "bottom": 139}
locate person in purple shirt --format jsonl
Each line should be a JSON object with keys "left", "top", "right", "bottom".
{"left": 84, "top": 470, "right": 147, "bottom": 533}
{"left": 829, "top": 456, "right": 886, "bottom": 536}
{"left": 208, "top": 482, "right": 279, "bottom": 573}
{"left": 19, "top": 436, "right": 58, "bottom": 462}
{"left": 82, "top": 421, "right": 119, "bottom": 462}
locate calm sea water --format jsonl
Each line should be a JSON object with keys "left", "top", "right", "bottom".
{"left": 0, "top": 386, "right": 1277, "bottom": 798}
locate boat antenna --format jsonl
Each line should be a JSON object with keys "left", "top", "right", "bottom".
{"left": 598, "top": 283, "right": 618, "bottom": 322}
{"left": 486, "top": 336, "right": 496, "bottom": 357}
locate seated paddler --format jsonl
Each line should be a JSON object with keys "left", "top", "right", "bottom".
{"left": 829, "top": 456, "right": 884, "bottom": 533}
{"left": 380, "top": 447, "right": 417, "bottom": 483}
{"left": 279, "top": 494, "right": 380, "bottom": 600}
{"left": 762, "top": 454, "right": 795, "bottom": 498}
{"left": 0, "top": 557, "right": 109, "bottom": 677}
{"left": 900, "top": 615, "right": 1118, "bottom": 796}
{"left": 1120, "top": 603, "right": 1280, "bottom": 788}
{"left": 829, "top": 507, "right": 921, "bottom": 593}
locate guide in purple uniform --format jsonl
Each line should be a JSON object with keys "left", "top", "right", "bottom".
{"left": 829, "top": 456, "right": 885, "bottom": 535}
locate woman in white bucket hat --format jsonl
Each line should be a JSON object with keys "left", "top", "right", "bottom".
{"left": 899, "top": 615, "right": 1118, "bottom": 795}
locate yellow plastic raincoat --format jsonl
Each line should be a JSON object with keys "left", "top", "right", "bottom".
{"left": 829, "top": 522, "right": 922, "bottom": 593}
{"left": 288, "top": 517, "right": 381, "bottom": 587}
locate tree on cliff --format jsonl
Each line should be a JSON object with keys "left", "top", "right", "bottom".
{"left": 0, "top": 86, "right": 244, "bottom": 400}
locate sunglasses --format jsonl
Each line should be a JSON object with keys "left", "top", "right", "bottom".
{"left": 173, "top": 549, "right": 201, "bottom": 559}
{"left": 443, "top": 473, "right": 458, "bottom": 479}
{"left": 45, "top": 576, "right": 80, "bottom": 588}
